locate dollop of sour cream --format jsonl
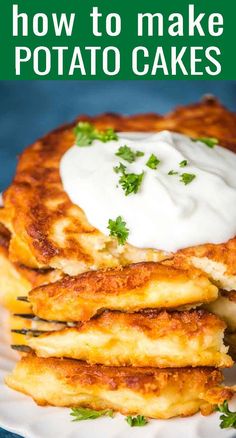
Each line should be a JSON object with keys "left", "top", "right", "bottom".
{"left": 60, "top": 131, "right": 236, "bottom": 252}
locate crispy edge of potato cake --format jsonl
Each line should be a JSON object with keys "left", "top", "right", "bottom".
{"left": 0, "top": 225, "right": 63, "bottom": 313}
{"left": 164, "top": 244, "right": 236, "bottom": 292}
{"left": 29, "top": 262, "right": 218, "bottom": 321}
{"left": 26, "top": 309, "right": 232, "bottom": 368}
{"left": 5, "top": 354, "right": 234, "bottom": 419}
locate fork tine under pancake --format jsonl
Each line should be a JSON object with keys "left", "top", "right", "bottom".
{"left": 5, "top": 354, "right": 234, "bottom": 419}
{"left": 9, "top": 314, "right": 67, "bottom": 345}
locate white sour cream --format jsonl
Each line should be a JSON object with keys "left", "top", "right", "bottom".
{"left": 60, "top": 131, "right": 236, "bottom": 252}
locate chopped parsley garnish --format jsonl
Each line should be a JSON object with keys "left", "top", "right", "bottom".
{"left": 146, "top": 154, "right": 160, "bottom": 169}
{"left": 180, "top": 173, "right": 196, "bottom": 185}
{"left": 119, "top": 171, "right": 144, "bottom": 196}
{"left": 179, "top": 160, "right": 188, "bottom": 167}
{"left": 216, "top": 401, "right": 236, "bottom": 429}
{"left": 115, "top": 145, "right": 144, "bottom": 163}
{"left": 136, "top": 150, "right": 145, "bottom": 157}
{"left": 70, "top": 407, "right": 114, "bottom": 421}
{"left": 126, "top": 415, "right": 148, "bottom": 427}
{"left": 193, "top": 137, "right": 218, "bottom": 148}
{"left": 116, "top": 145, "right": 136, "bottom": 163}
{"left": 74, "top": 122, "right": 118, "bottom": 146}
{"left": 107, "top": 216, "right": 129, "bottom": 245}
{"left": 113, "top": 162, "right": 126, "bottom": 174}
{"left": 168, "top": 170, "right": 178, "bottom": 175}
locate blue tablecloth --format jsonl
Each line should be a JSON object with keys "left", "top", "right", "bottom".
{"left": 0, "top": 428, "right": 19, "bottom": 438}
{"left": 0, "top": 80, "right": 236, "bottom": 438}
{"left": 0, "top": 430, "right": 19, "bottom": 438}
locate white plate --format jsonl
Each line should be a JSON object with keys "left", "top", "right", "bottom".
{"left": 0, "top": 308, "right": 236, "bottom": 438}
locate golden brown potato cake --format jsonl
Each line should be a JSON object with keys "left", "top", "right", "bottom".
{"left": 29, "top": 262, "right": 218, "bottom": 322}
{"left": 26, "top": 310, "right": 232, "bottom": 368}
{"left": 1, "top": 98, "right": 236, "bottom": 278}
{"left": 205, "top": 291, "right": 236, "bottom": 333}
{"left": 6, "top": 354, "right": 234, "bottom": 419}
{"left": 168, "top": 242, "right": 236, "bottom": 292}
{"left": 0, "top": 224, "right": 31, "bottom": 313}
{"left": 0, "top": 223, "right": 62, "bottom": 313}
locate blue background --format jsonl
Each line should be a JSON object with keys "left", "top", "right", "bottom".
{"left": 0, "top": 81, "right": 236, "bottom": 192}
{"left": 0, "top": 80, "right": 236, "bottom": 438}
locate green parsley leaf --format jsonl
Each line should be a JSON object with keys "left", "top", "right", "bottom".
{"left": 70, "top": 407, "right": 114, "bottom": 421}
{"left": 146, "top": 154, "right": 160, "bottom": 170}
{"left": 179, "top": 160, "right": 188, "bottom": 167}
{"left": 113, "top": 162, "right": 126, "bottom": 174}
{"left": 119, "top": 171, "right": 144, "bottom": 196}
{"left": 216, "top": 401, "right": 236, "bottom": 429}
{"left": 115, "top": 145, "right": 144, "bottom": 163}
{"left": 74, "top": 122, "right": 118, "bottom": 147}
{"left": 97, "top": 127, "right": 118, "bottom": 142}
{"left": 168, "top": 170, "right": 178, "bottom": 175}
{"left": 136, "top": 151, "right": 145, "bottom": 157}
{"left": 126, "top": 415, "right": 148, "bottom": 427}
{"left": 74, "top": 122, "right": 94, "bottom": 146}
{"left": 107, "top": 216, "right": 129, "bottom": 245}
{"left": 193, "top": 137, "right": 218, "bottom": 148}
{"left": 180, "top": 173, "right": 196, "bottom": 185}
{"left": 116, "top": 145, "right": 136, "bottom": 163}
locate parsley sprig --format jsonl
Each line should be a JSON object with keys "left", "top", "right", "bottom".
{"left": 193, "top": 137, "right": 218, "bottom": 148}
{"left": 168, "top": 170, "right": 178, "bottom": 176}
{"left": 108, "top": 216, "right": 129, "bottom": 245}
{"left": 180, "top": 173, "right": 196, "bottom": 185}
{"left": 136, "top": 150, "right": 145, "bottom": 157}
{"left": 113, "top": 154, "right": 144, "bottom": 196}
{"left": 119, "top": 171, "right": 144, "bottom": 196}
{"left": 179, "top": 160, "right": 188, "bottom": 167}
{"left": 217, "top": 401, "right": 236, "bottom": 429}
{"left": 126, "top": 415, "right": 148, "bottom": 427}
{"left": 74, "top": 122, "right": 118, "bottom": 147}
{"left": 116, "top": 145, "right": 144, "bottom": 163}
{"left": 113, "top": 162, "right": 127, "bottom": 174}
{"left": 70, "top": 407, "right": 114, "bottom": 421}
{"left": 146, "top": 154, "right": 160, "bottom": 169}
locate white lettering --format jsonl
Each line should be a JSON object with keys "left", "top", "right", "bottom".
{"left": 15, "top": 47, "right": 31, "bottom": 74}
{"left": 205, "top": 47, "right": 221, "bottom": 75}
{"left": 103, "top": 47, "right": 120, "bottom": 75}
{"left": 13, "top": 4, "right": 28, "bottom": 36}
{"left": 189, "top": 4, "right": 205, "bottom": 36}
{"left": 137, "top": 13, "right": 164, "bottom": 36}
{"left": 168, "top": 14, "right": 184, "bottom": 36}
{"left": 132, "top": 47, "right": 149, "bottom": 75}
{"left": 90, "top": 6, "right": 102, "bottom": 36}
{"left": 171, "top": 47, "right": 188, "bottom": 75}
{"left": 52, "top": 13, "right": 75, "bottom": 36}
{"left": 69, "top": 47, "right": 86, "bottom": 75}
